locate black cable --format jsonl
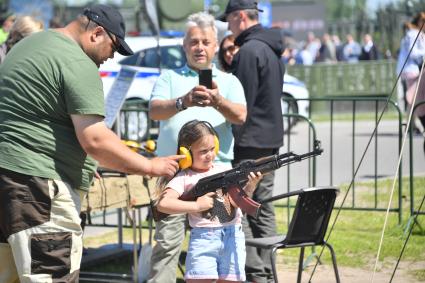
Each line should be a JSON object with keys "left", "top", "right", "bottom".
{"left": 308, "top": 22, "right": 425, "bottom": 282}
{"left": 389, "top": 193, "right": 425, "bottom": 283}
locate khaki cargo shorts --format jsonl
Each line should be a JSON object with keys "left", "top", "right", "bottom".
{"left": 0, "top": 167, "right": 86, "bottom": 283}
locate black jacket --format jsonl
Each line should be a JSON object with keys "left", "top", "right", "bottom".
{"left": 231, "top": 24, "right": 285, "bottom": 149}
{"left": 359, "top": 44, "right": 380, "bottom": 61}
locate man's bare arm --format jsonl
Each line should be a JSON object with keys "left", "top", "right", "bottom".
{"left": 149, "top": 84, "right": 246, "bottom": 124}
{"left": 211, "top": 97, "right": 246, "bottom": 125}
{"left": 71, "top": 114, "right": 182, "bottom": 178}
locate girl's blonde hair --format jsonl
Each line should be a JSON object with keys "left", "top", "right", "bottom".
{"left": 152, "top": 120, "right": 218, "bottom": 200}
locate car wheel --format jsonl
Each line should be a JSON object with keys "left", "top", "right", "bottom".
{"left": 281, "top": 93, "right": 299, "bottom": 133}
{"left": 119, "top": 99, "right": 149, "bottom": 142}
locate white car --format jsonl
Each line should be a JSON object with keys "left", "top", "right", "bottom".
{"left": 100, "top": 36, "right": 309, "bottom": 141}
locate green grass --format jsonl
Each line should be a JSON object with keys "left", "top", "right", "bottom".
{"left": 314, "top": 177, "right": 424, "bottom": 278}
{"left": 82, "top": 177, "right": 425, "bottom": 281}
{"left": 309, "top": 111, "right": 401, "bottom": 122}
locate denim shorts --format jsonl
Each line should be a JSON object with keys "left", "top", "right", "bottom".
{"left": 185, "top": 225, "right": 246, "bottom": 281}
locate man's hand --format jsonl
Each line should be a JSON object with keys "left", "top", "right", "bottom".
{"left": 207, "top": 81, "right": 223, "bottom": 109}
{"left": 183, "top": 82, "right": 223, "bottom": 109}
{"left": 183, "top": 86, "right": 212, "bottom": 107}
{"left": 196, "top": 192, "right": 216, "bottom": 211}
{"left": 149, "top": 155, "right": 185, "bottom": 178}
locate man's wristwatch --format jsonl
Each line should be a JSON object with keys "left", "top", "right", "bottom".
{"left": 175, "top": 97, "right": 187, "bottom": 112}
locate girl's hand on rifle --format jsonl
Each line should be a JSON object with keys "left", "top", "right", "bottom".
{"left": 244, "top": 172, "right": 263, "bottom": 197}
{"left": 196, "top": 192, "right": 216, "bottom": 212}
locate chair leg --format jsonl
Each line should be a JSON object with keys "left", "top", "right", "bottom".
{"left": 303, "top": 246, "right": 322, "bottom": 269}
{"left": 297, "top": 247, "right": 305, "bottom": 283}
{"left": 270, "top": 246, "right": 279, "bottom": 283}
{"left": 324, "top": 242, "right": 340, "bottom": 283}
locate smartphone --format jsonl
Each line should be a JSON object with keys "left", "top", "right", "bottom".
{"left": 199, "top": 69, "right": 212, "bottom": 89}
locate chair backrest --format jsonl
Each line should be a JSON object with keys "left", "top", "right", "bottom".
{"left": 283, "top": 187, "right": 339, "bottom": 246}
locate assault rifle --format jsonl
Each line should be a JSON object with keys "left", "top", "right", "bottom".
{"left": 152, "top": 140, "right": 323, "bottom": 221}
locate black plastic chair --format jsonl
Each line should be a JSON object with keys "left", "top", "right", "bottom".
{"left": 245, "top": 187, "right": 340, "bottom": 283}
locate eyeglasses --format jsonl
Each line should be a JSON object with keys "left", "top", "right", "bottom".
{"left": 223, "top": 45, "right": 237, "bottom": 54}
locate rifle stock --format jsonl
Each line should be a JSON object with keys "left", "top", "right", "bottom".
{"left": 152, "top": 140, "right": 323, "bottom": 222}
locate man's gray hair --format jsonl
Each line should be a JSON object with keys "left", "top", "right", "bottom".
{"left": 244, "top": 9, "right": 259, "bottom": 21}
{"left": 185, "top": 12, "right": 217, "bottom": 40}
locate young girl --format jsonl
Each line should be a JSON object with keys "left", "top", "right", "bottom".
{"left": 155, "top": 120, "right": 262, "bottom": 283}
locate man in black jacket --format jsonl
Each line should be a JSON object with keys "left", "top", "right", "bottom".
{"left": 219, "top": 0, "right": 285, "bottom": 282}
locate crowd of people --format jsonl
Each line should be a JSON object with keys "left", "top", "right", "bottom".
{"left": 281, "top": 30, "right": 383, "bottom": 65}
{"left": 0, "top": 1, "right": 424, "bottom": 283}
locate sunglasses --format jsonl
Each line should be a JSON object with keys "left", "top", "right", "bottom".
{"left": 223, "top": 45, "right": 237, "bottom": 53}
{"left": 104, "top": 28, "right": 120, "bottom": 52}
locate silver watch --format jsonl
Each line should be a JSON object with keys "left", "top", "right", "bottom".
{"left": 175, "top": 97, "right": 187, "bottom": 112}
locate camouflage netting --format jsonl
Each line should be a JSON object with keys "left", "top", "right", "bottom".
{"left": 81, "top": 174, "right": 158, "bottom": 213}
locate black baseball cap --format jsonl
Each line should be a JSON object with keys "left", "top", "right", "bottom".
{"left": 217, "top": 0, "right": 263, "bottom": 22}
{"left": 83, "top": 4, "right": 134, "bottom": 56}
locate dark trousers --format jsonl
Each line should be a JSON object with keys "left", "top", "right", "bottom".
{"left": 233, "top": 146, "right": 278, "bottom": 283}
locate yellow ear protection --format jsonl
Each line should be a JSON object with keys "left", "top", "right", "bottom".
{"left": 178, "top": 146, "right": 193, "bottom": 170}
{"left": 122, "top": 139, "right": 157, "bottom": 153}
{"left": 178, "top": 120, "right": 220, "bottom": 169}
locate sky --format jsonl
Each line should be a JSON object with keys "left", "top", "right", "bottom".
{"left": 366, "top": 0, "right": 399, "bottom": 12}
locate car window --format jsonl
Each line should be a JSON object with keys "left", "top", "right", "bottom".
{"left": 119, "top": 45, "right": 186, "bottom": 69}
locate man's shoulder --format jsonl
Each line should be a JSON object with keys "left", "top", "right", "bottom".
{"left": 239, "top": 38, "right": 269, "bottom": 56}
{"left": 158, "top": 66, "right": 193, "bottom": 80}
{"left": 214, "top": 67, "right": 238, "bottom": 81}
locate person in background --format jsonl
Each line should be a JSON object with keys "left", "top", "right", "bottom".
{"left": 305, "top": 31, "right": 321, "bottom": 62}
{"left": 397, "top": 21, "right": 415, "bottom": 111}
{"left": 0, "top": 12, "right": 15, "bottom": 44}
{"left": 415, "top": 61, "right": 425, "bottom": 155}
{"left": 281, "top": 36, "right": 299, "bottom": 66}
{"left": 294, "top": 42, "right": 314, "bottom": 65}
{"left": 218, "top": 33, "right": 239, "bottom": 72}
{"left": 155, "top": 120, "right": 262, "bottom": 282}
{"left": 0, "top": 4, "right": 181, "bottom": 282}
{"left": 411, "top": 13, "right": 425, "bottom": 143}
{"left": 332, "top": 34, "right": 344, "bottom": 61}
{"left": 316, "top": 33, "right": 336, "bottom": 63}
{"left": 342, "top": 33, "right": 361, "bottom": 63}
{"left": 148, "top": 11, "right": 247, "bottom": 283}
{"left": 396, "top": 12, "right": 425, "bottom": 134}
{"left": 0, "top": 15, "right": 44, "bottom": 64}
{"left": 49, "top": 16, "right": 64, "bottom": 28}
{"left": 218, "top": 0, "right": 285, "bottom": 281}
{"left": 359, "top": 33, "right": 380, "bottom": 61}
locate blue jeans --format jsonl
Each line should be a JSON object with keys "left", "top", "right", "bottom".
{"left": 185, "top": 225, "right": 246, "bottom": 281}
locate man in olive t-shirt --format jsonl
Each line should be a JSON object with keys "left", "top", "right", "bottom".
{"left": 0, "top": 4, "right": 182, "bottom": 283}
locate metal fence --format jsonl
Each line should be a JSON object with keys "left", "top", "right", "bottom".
{"left": 118, "top": 95, "right": 408, "bottom": 223}
{"left": 409, "top": 101, "right": 425, "bottom": 219}
{"left": 287, "top": 60, "right": 397, "bottom": 97}
{"left": 281, "top": 96, "right": 404, "bottom": 223}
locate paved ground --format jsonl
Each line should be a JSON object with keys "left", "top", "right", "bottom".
{"left": 276, "top": 261, "right": 425, "bottom": 283}
{"left": 275, "top": 120, "right": 425, "bottom": 193}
